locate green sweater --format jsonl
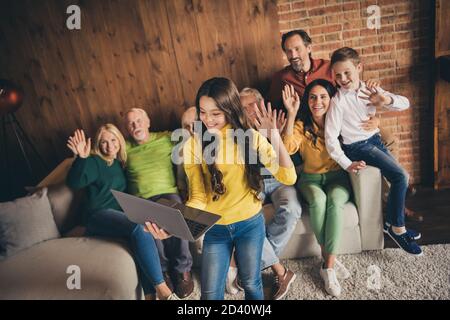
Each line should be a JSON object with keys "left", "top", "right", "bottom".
{"left": 66, "top": 155, "right": 126, "bottom": 222}
{"left": 126, "top": 131, "right": 178, "bottom": 199}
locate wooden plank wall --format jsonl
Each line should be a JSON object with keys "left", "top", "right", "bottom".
{"left": 434, "top": 0, "right": 450, "bottom": 189}
{"left": 0, "top": 0, "right": 283, "bottom": 198}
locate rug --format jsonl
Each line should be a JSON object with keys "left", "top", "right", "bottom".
{"left": 185, "top": 244, "right": 450, "bottom": 300}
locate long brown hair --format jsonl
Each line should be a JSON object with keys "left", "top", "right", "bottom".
{"left": 298, "top": 79, "right": 337, "bottom": 148}
{"left": 195, "top": 77, "right": 262, "bottom": 201}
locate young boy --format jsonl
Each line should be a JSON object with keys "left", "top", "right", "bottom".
{"left": 325, "top": 47, "right": 422, "bottom": 256}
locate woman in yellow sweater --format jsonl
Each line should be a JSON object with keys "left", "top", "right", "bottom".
{"left": 157, "top": 77, "right": 296, "bottom": 300}
{"left": 282, "top": 79, "right": 352, "bottom": 297}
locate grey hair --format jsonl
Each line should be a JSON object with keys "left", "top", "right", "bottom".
{"left": 239, "top": 87, "right": 264, "bottom": 103}
{"left": 124, "top": 107, "right": 150, "bottom": 122}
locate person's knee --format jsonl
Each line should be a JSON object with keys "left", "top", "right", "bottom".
{"left": 392, "top": 169, "right": 409, "bottom": 187}
{"left": 287, "top": 200, "right": 302, "bottom": 219}
{"left": 240, "top": 277, "right": 262, "bottom": 293}
{"left": 326, "top": 192, "right": 348, "bottom": 211}
{"left": 277, "top": 201, "right": 302, "bottom": 222}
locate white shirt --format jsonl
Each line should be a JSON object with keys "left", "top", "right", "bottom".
{"left": 325, "top": 81, "right": 410, "bottom": 169}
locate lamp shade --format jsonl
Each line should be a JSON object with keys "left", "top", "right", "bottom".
{"left": 0, "top": 79, "right": 24, "bottom": 117}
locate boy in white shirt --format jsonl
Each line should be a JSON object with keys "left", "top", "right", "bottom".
{"left": 325, "top": 47, "right": 422, "bottom": 256}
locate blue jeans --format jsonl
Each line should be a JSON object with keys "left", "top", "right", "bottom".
{"left": 342, "top": 134, "right": 408, "bottom": 227}
{"left": 260, "top": 177, "right": 302, "bottom": 269}
{"left": 201, "top": 212, "right": 265, "bottom": 300}
{"left": 86, "top": 209, "right": 163, "bottom": 295}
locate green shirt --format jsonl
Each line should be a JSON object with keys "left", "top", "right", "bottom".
{"left": 126, "top": 131, "right": 178, "bottom": 199}
{"left": 66, "top": 155, "right": 126, "bottom": 223}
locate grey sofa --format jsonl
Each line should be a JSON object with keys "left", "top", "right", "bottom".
{"left": 0, "top": 159, "right": 383, "bottom": 299}
{"left": 0, "top": 159, "right": 144, "bottom": 300}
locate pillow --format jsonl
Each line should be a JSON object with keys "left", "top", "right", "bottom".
{"left": 0, "top": 188, "right": 60, "bottom": 260}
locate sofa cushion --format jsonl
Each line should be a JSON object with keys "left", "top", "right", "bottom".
{"left": 0, "top": 188, "right": 60, "bottom": 260}
{"left": 0, "top": 237, "right": 141, "bottom": 299}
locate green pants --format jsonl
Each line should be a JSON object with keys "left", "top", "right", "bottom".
{"left": 298, "top": 170, "right": 351, "bottom": 254}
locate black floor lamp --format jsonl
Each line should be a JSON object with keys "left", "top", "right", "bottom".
{"left": 0, "top": 79, "right": 47, "bottom": 199}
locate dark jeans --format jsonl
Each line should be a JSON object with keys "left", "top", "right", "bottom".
{"left": 148, "top": 193, "right": 193, "bottom": 273}
{"left": 86, "top": 209, "right": 163, "bottom": 295}
{"left": 342, "top": 133, "right": 408, "bottom": 227}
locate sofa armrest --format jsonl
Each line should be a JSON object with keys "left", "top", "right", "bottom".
{"left": 349, "top": 166, "right": 384, "bottom": 251}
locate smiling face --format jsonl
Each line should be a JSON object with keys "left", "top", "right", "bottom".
{"left": 308, "top": 85, "right": 332, "bottom": 119}
{"left": 284, "top": 34, "right": 312, "bottom": 73}
{"left": 332, "top": 59, "right": 362, "bottom": 91}
{"left": 199, "top": 96, "right": 227, "bottom": 131}
{"left": 98, "top": 130, "right": 120, "bottom": 159}
{"left": 125, "top": 110, "right": 150, "bottom": 144}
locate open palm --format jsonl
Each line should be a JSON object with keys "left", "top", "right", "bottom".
{"left": 282, "top": 84, "right": 300, "bottom": 116}
{"left": 67, "top": 129, "right": 91, "bottom": 158}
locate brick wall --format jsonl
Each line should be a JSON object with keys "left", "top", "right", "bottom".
{"left": 276, "top": 0, "right": 434, "bottom": 185}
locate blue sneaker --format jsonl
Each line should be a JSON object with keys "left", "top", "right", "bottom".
{"left": 387, "top": 227, "right": 423, "bottom": 256}
{"left": 384, "top": 222, "right": 421, "bottom": 240}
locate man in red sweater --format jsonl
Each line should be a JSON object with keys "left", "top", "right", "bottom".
{"left": 267, "top": 29, "right": 333, "bottom": 110}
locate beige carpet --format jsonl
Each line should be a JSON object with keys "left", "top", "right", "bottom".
{"left": 185, "top": 244, "right": 450, "bottom": 300}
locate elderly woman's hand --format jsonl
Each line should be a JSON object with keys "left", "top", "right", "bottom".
{"left": 67, "top": 129, "right": 91, "bottom": 158}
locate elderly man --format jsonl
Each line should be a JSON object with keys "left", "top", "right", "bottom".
{"left": 123, "top": 108, "right": 194, "bottom": 299}
{"left": 268, "top": 29, "right": 422, "bottom": 222}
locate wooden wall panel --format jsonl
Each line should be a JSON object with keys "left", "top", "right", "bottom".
{"left": 434, "top": 0, "right": 450, "bottom": 189}
{"left": 0, "top": 0, "right": 283, "bottom": 199}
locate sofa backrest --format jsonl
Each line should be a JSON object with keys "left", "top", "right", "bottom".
{"left": 46, "top": 184, "right": 84, "bottom": 234}
{"left": 37, "top": 158, "right": 84, "bottom": 234}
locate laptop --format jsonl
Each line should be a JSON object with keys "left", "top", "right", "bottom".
{"left": 111, "top": 190, "right": 221, "bottom": 242}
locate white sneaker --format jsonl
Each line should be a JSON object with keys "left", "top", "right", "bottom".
{"left": 225, "top": 266, "right": 239, "bottom": 295}
{"left": 334, "top": 259, "right": 351, "bottom": 279}
{"left": 320, "top": 267, "right": 341, "bottom": 297}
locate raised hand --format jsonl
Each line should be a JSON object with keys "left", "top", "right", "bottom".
{"left": 365, "top": 79, "right": 381, "bottom": 90}
{"left": 67, "top": 129, "right": 91, "bottom": 158}
{"left": 359, "top": 84, "right": 392, "bottom": 108}
{"left": 276, "top": 110, "right": 287, "bottom": 133}
{"left": 253, "top": 100, "right": 278, "bottom": 138}
{"left": 282, "top": 84, "right": 300, "bottom": 116}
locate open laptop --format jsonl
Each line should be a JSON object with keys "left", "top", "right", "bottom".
{"left": 111, "top": 190, "right": 221, "bottom": 242}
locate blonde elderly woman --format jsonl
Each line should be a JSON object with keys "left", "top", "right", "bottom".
{"left": 66, "top": 124, "right": 179, "bottom": 300}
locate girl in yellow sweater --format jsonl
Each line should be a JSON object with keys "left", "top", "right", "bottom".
{"left": 149, "top": 77, "right": 296, "bottom": 300}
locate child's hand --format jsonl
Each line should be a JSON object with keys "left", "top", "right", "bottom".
{"left": 144, "top": 221, "right": 172, "bottom": 240}
{"left": 67, "top": 129, "right": 91, "bottom": 158}
{"left": 360, "top": 115, "right": 380, "bottom": 131}
{"left": 346, "top": 161, "right": 366, "bottom": 174}
{"left": 359, "top": 85, "right": 393, "bottom": 108}
{"left": 282, "top": 84, "right": 300, "bottom": 116}
{"left": 366, "top": 79, "right": 381, "bottom": 89}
